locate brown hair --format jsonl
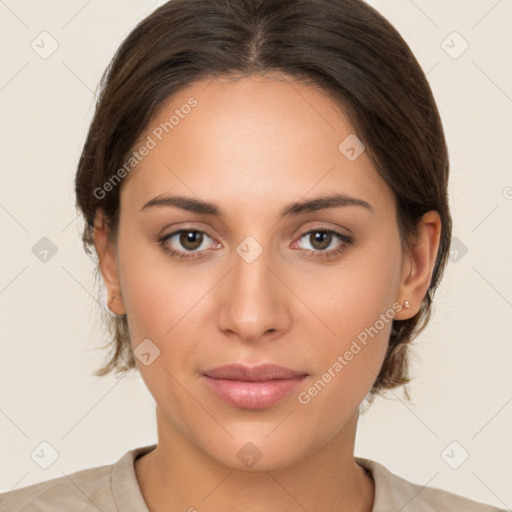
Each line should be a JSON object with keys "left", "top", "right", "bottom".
{"left": 75, "top": 0, "right": 451, "bottom": 401}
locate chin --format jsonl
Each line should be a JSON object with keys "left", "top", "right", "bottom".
{"left": 197, "top": 430, "right": 320, "bottom": 473}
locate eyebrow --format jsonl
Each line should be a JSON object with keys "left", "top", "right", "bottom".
{"left": 140, "top": 193, "right": 373, "bottom": 217}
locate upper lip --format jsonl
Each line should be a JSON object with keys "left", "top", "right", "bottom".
{"left": 202, "top": 364, "right": 308, "bottom": 382}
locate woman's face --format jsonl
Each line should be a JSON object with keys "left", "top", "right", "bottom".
{"left": 100, "top": 73, "right": 417, "bottom": 470}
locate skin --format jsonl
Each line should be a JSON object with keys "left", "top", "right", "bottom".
{"left": 93, "top": 72, "right": 441, "bottom": 512}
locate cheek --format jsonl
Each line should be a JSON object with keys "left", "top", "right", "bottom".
{"left": 115, "top": 222, "right": 205, "bottom": 342}
{"left": 298, "top": 230, "right": 403, "bottom": 398}
{"left": 295, "top": 284, "right": 395, "bottom": 432}
{"left": 307, "top": 229, "right": 402, "bottom": 339}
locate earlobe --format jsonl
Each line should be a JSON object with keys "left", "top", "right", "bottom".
{"left": 93, "top": 210, "right": 126, "bottom": 315}
{"left": 395, "top": 210, "right": 442, "bottom": 320}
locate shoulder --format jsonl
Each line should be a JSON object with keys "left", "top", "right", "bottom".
{"left": 0, "top": 464, "right": 113, "bottom": 512}
{"left": 0, "top": 444, "right": 156, "bottom": 512}
{"left": 356, "top": 457, "right": 506, "bottom": 512}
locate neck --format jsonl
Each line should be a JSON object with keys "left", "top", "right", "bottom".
{"left": 135, "top": 406, "right": 374, "bottom": 512}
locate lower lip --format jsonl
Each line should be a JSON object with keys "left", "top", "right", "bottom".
{"left": 201, "top": 375, "right": 308, "bottom": 409}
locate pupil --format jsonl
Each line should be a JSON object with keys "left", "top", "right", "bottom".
{"left": 312, "top": 231, "right": 330, "bottom": 250}
{"left": 181, "top": 231, "right": 202, "bottom": 250}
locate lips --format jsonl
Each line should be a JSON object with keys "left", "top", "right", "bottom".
{"left": 201, "top": 363, "right": 308, "bottom": 409}
{"left": 203, "top": 363, "right": 307, "bottom": 381}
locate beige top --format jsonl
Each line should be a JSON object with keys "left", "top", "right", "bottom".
{"left": 0, "top": 444, "right": 505, "bottom": 511}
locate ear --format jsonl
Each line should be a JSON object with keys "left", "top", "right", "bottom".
{"left": 394, "top": 210, "right": 442, "bottom": 320}
{"left": 93, "top": 209, "right": 126, "bottom": 315}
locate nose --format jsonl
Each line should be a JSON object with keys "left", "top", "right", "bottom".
{"left": 216, "top": 245, "right": 291, "bottom": 344}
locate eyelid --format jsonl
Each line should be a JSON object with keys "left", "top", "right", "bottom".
{"left": 294, "top": 221, "right": 352, "bottom": 237}
{"left": 159, "top": 224, "right": 350, "bottom": 245}
{"left": 160, "top": 228, "right": 219, "bottom": 249}
{"left": 158, "top": 224, "right": 353, "bottom": 260}
{"left": 292, "top": 227, "right": 352, "bottom": 251}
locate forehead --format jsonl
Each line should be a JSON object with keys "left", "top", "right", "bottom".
{"left": 121, "top": 73, "right": 394, "bottom": 216}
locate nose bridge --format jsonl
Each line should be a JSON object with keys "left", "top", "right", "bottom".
{"left": 217, "top": 238, "right": 289, "bottom": 341}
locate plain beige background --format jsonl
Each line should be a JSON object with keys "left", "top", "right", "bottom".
{"left": 0, "top": 0, "right": 511, "bottom": 509}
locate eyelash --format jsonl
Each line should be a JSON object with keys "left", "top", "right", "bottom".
{"left": 158, "top": 227, "right": 353, "bottom": 262}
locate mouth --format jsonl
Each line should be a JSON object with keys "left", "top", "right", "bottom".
{"left": 200, "top": 363, "right": 309, "bottom": 409}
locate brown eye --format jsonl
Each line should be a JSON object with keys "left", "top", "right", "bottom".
{"left": 294, "top": 228, "right": 353, "bottom": 261}
{"left": 308, "top": 231, "right": 332, "bottom": 250}
{"left": 159, "top": 229, "right": 216, "bottom": 260}
{"left": 179, "top": 231, "right": 204, "bottom": 251}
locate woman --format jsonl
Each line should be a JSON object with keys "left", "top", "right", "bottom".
{"left": 0, "top": 0, "right": 505, "bottom": 510}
